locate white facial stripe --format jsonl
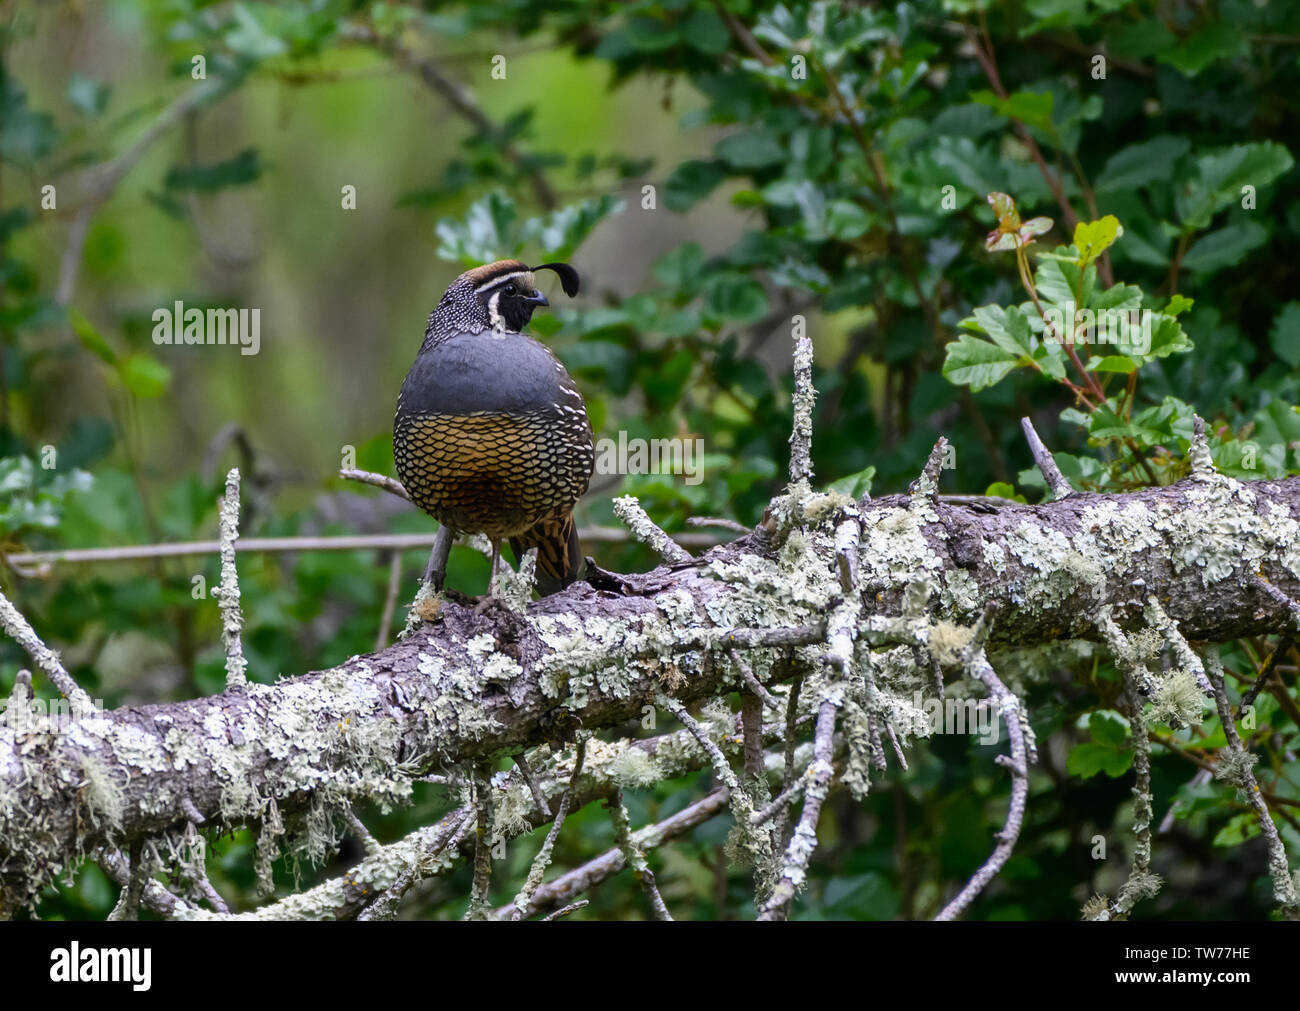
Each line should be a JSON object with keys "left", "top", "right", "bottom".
{"left": 487, "top": 290, "right": 505, "bottom": 330}
{"left": 475, "top": 271, "right": 533, "bottom": 295}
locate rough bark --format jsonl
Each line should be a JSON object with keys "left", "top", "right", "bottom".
{"left": 4, "top": 460, "right": 1300, "bottom": 915}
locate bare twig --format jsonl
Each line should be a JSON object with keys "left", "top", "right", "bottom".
{"left": 1020, "top": 417, "right": 1072, "bottom": 498}
{"left": 344, "top": 807, "right": 381, "bottom": 857}
{"left": 6, "top": 529, "right": 725, "bottom": 571}
{"left": 731, "top": 648, "right": 778, "bottom": 709}
{"left": 541, "top": 900, "right": 588, "bottom": 921}
{"left": 340, "top": 22, "right": 557, "bottom": 210}
{"left": 1241, "top": 637, "right": 1292, "bottom": 713}
{"left": 512, "top": 751, "right": 552, "bottom": 821}
{"left": 686, "top": 516, "right": 750, "bottom": 534}
{"left": 375, "top": 551, "right": 402, "bottom": 651}
{"left": 340, "top": 467, "right": 411, "bottom": 502}
{"left": 58, "top": 77, "right": 227, "bottom": 304}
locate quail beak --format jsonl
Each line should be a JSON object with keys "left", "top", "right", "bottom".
{"left": 524, "top": 289, "right": 549, "bottom": 309}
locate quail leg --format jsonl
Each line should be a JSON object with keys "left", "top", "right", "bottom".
{"left": 474, "top": 539, "right": 504, "bottom": 614}
{"left": 422, "top": 525, "right": 453, "bottom": 590}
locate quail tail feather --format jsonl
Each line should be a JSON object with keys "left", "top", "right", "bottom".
{"left": 510, "top": 512, "right": 582, "bottom": 595}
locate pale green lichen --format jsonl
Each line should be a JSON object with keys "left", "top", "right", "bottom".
{"left": 1149, "top": 669, "right": 1205, "bottom": 727}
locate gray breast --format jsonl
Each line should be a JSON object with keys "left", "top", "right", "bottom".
{"left": 398, "top": 330, "right": 577, "bottom": 418}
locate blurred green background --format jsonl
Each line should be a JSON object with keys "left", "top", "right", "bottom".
{"left": 3, "top": 0, "right": 1300, "bottom": 919}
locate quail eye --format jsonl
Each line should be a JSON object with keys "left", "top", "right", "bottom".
{"left": 504, "top": 283, "right": 516, "bottom": 295}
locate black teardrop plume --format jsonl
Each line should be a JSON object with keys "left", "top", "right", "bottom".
{"left": 531, "top": 262, "right": 580, "bottom": 298}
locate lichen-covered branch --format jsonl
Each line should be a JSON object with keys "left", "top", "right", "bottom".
{"left": 8, "top": 414, "right": 1300, "bottom": 916}
{"left": 212, "top": 468, "right": 248, "bottom": 688}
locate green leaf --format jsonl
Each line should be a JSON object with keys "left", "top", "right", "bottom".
{"left": 1269, "top": 302, "right": 1300, "bottom": 367}
{"left": 225, "top": 2, "right": 290, "bottom": 59}
{"left": 165, "top": 149, "right": 263, "bottom": 191}
{"left": 942, "top": 334, "right": 1019, "bottom": 391}
{"left": 652, "top": 243, "right": 707, "bottom": 295}
{"left": 826, "top": 200, "right": 874, "bottom": 240}
{"left": 664, "top": 160, "right": 725, "bottom": 212}
{"left": 1213, "top": 812, "right": 1260, "bottom": 848}
{"left": 1067, "top": 714, "right": 1133, "bottom": 778}
{"left": 0, "top": 456, "right": 35, "bottom": 495}
{"left": 714, "top": 129, "right": 785, "bottom": 170}
{"left": 1095, "top": 136, "right": 1191, "bottom": 193}
{"left": 1072, "top": 216, "right": 1121, "bottom": 265}
{"left": 683, "top": 8, "right": 730, "bottom": 54}
{"left": 1089, "top": 712, "right": 1129, "bottom": 748}
{"left": 522, "top": 194, "right": 624, "bottom": 259}
{"left": 119, "top": 354, "right": 172, "bottom": 399}
{"left": 704, "top": 274, "right": 768, "bottom": 323}
{"left": 970, "top": 304, "right": 1033, "bottom": 356}
{"left": 828, "top": 466, "right": 875, "bottom": 498}
{"left": 1180, "top": 221, "right": 1268, "bottom": 274}
{"left": 435, "top": 191, "right": 517, "bottom": 263}
{"left": 68, "top": 309, "right": 118, "bottom": 365}
{"left": 1067, "top": 741, "right": 1133, "bottom": 778}
{"left": 970, "top": 89, "right": 1054, "bottom": 133}
{"left": 1088, "top": 355, "right": 1137, "bottom": 373}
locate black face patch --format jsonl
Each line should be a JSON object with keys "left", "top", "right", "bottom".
{"left": 483, "top": 282, "right": 545, "bottom": 332}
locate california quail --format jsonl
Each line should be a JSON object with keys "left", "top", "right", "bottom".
{"left": 394, "top": 259, "right": 593, "bottom": 595}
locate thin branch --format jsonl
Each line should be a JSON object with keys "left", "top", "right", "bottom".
{"left": 511, "top": 739, "right": 586, "bottom": 920}
{"left": 758, "top": 695, "right": 839, "bottom": 920}
{"left": 1241, "top": 637, "right": 1292, "bottom": 713}
{"left": 494, "top": 788, "right": 730, "bottom": 920}
{"left": 731, "top": 648, "right": 778, "bottom": 709}
{"left": 541, "top": 900, "right": 588, "bottom": 921}
{"left": 344, "top": 807, "right": 381, "bottom": 857}
{"left": 1203, "top": 647, "right": 1300, "bottom": 918}
{"left": 375, "top": 551, "right": 402, "bottom": 651}
{"left": 465, "top": 764, "right": 496, "bottom": 921}
{"left": 608, "top": 787, "right": 674, "bottom": 920}
{"left": 6, "top": 529, "right": 726, "bottom": 570}
{"left": 340, "top": 467, "right": 411, "bottom": 502}
{"left": 356, "top": 810, "right": 472, "bottom": 921}
{"left": 212, "top": 468, "right": 247, "bottom": 688}
{"left": 512, "top": 751, "right": 552, "bottom": 821}
{"left": 612, "top": 495, "right": 694, "bottom": 565}
{"left": 58, "top": 77, "right": 227, "bottom": 304}
{"left": 934, "top": 650, "right": 1031, "bottom": 920}
{"left": 340, "top": 22, "right": 557, "bottom": 210}
{"left": 788, "top": 319, "right": 816, "bottom": 484}
{"left": 685, "top": 516, "right": 750, "bottom": 534}
{"left": 1020, "top": 416, "right": 1072, "bottom": 498}
{"left": 0, "top": 589, "right": 94, "bottom": 710}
